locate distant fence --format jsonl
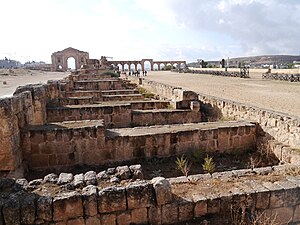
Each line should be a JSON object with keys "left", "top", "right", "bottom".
{"left": 262, "top": 73, "right": 300, "bottom": 82}
{"left": 178, "top": 69, "right": 250, "bottom": 78}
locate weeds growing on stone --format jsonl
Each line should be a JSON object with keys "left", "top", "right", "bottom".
{"left": 136, "top": 87, "right": 155, "bottom": 99}
{"left": 175, "top": 155, "right": 192, "bottom": 177}
{"left": 202, "top": 155, "right": 216, "bottom": 174}
{"left": 231, "top": 206, "right": 279, "bottom": 225}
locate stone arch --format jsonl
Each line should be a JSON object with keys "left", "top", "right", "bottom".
{"left": 67, "top": 57, "right": 76, "bottom": 70}
{"left": 117, "top": 64, "right": 123, "bottom": 71}
{"left": 153, "top": 63, "right": 159, "bottom": 71}
{"left": 137, "top": 63, "right": 142, "bottom": 71}
{"left": 143, "top": 60, "right": 152, "bottom": 71}
{"left": 160, "top": 63, "right": 166, "bottom": 70}
{"left": 129, "top": 64, "right": 136, "bottom": 71}
{"left": 51, "top": 47, "right": 89, "bottom": 71}
{"left": 141, "top": 59, "right": 153, "bottom": 71}
{"left": 124, "top": 64, "right": 129, "bottom": 71}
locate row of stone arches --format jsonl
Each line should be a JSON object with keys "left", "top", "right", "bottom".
{"left": 112, "top": 62, "right": 186, "bottom": 71}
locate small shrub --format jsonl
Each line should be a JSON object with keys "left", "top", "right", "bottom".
{"left": 102, "top": 71, "right": 119, "bottom": 77}
{"left": 248, "top": 156, "right": 262, "bottom": 170}
{"left": 150, "top": 170, "right": 163, "bottom": 178}
{"left": 136, "top": 87, "right": 155, "bottom": 99}
{"left": 202, "top": 155, "right": 216, "bottom": 174}
{"left": 175, "top": 155, "right": 192, "bottom": 177}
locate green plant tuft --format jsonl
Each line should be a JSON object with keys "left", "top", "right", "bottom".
{"left": 175, "top": 155, "right": 192, "bottom": 177}
{"left": 202, "top": 155, "right": 216, "bottom": 174}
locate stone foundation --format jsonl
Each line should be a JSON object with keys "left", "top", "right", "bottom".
{"left": 1, "top": 165, "right": 300, "bottom": 225}
{"left": 22, "top": 121, "right": 255, "bottom": 171}
{"left": 133, "top": 77, "right": 300, "bottom": 149}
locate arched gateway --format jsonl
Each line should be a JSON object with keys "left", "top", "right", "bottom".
{"left": 51, "top": 47, "right": 89, "bottom": 71}
{"left": 51, "top": 47, "right": 186, "bottom": 71}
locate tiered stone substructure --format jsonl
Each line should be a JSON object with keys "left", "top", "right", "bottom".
{"left": 1, "top": 70, "right": 300, "bottom": 224}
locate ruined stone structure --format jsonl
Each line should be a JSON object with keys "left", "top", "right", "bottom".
{"left": 1, "top": 69, "right": 300, "bottom": 224}
{"left": 51, "top": 47, "right": 89, "bottom": 71}
{"left": 109, "top": 58, "right": 187, "bottom": 71}
{"left": 51, "top": 47, "right": 186, "bottom": 71}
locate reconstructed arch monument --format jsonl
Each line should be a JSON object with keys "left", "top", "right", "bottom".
{"left": 51, "top": 47, "right": 89, "bottom": 71}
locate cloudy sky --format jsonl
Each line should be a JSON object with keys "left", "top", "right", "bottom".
{"left": 1, "top": 0, "right": 300, "bottom": 63}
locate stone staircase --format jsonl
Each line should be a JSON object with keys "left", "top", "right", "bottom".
{"left": 18, "top": 70, "right": 207, "bottom": 170}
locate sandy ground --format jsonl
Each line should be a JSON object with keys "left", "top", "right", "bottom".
{"left": 0, "top": 69, "right": 67, "bottom": 97}
{"left": 145, "top": 70, "right": 300, "bottom": 118}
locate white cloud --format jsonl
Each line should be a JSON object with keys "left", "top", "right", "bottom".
{"left": 1, "top": 0, "right": 300, "bottom": 63}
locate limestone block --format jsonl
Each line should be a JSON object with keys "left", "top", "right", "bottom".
{"left": 73, "top": 173, "right": 85, "bottom": 188}
{"left": 66, "top": 217, "right": 85, "bottom": 225}
{"left": 272, "top": 207, "right": 293, "bottom": 224}
{"left": 53, "top": 191, "right": 83, "bottom": 222}
{"left": 162, "top": 203, "right": 178, "bottom": 224}
{"left": 207, "top": 198, "right": 220, "bottom": 214}
{"left": 126, "top": 181, "right": 154, "bottom": 209}
{"left": 294, "top": 204, "right": 300, "bottom": 222}
{"left": 36, "top": 196, "right": 53, "bottom": 222}
{"left": 84, "top": 171, "right": 97, "bottom": 186}
{"left": 274, "top": 180, "right": 299, "bottom": 206}
{"left": 101, "top": 213, "right": 116, "bottom": 225}
{"left": 151, "top": 177, "right": 173, "bottom": 205}
{"left": 43, "top": 173, "right": 58, "bottom": 184}
{"left": 20, "top": 194, "right": 36, "bottom": 224}
{"left": 2, "top": 195, "right": 20, "bottom": 225}
{"left": 57, "top": 173, "right": 74, "bottom": 185}
{"left": 82, "top": 185, "right": 98, "bottom": 217}
{"left": 131, "top": 208, "right": 148, "bottom": 224}
{"left": 115, "top": 166, "right": 131, "bottom": 180}
{"left": 148, "top": 206, "right": 162, "bottom": 225}
{"left": 85, "top": 216, "right": 101, "bottom": 225}
{"left": 116, "top": 212, "right": 131, "bottom": 225}
{"left": 264, "top": 185, "right": 285, "bottom": 208}
{"left": 193, "top": 196, "right": 207, "bottom": 217}
{"left": 129, "top": 164, "right": 143, "bottom": 179}
{"left": 0, "top": 97, "right": 13, "bottom": 118}
{"left": 98, "top": 187, "right": 127, "bottom": 213}
{"left": 178, "top": 200, "right": 195, "bottom": 222}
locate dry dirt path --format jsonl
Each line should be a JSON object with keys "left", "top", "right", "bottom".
{"left": 0, "top": 69, "right": 67, "bottom": 97}
{"left": 145, "top": 71, "right": 300, "bottom": 118}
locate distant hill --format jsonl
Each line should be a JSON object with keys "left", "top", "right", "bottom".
{"left": 188, "top": 55, "right": 300, "bottom": 68}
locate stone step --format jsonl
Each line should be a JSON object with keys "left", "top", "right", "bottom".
{"left": 101, "top": 89, "right": 139, "bottom": 95}
{"left": 65, "top": 90, "right": 102, "bottom": 99}
{"left": 105, "top": 121, "right": 257, "bottom": 158}
{"left": 72, "top": 74, "right": 113, "bottom": 81}
{"left": 73, "top": 79, "right": 126, "bottom": 91}
{"left": 94, "top": 100, "right": 170, "bottom": 110}
{"left": 46, "top": 104, "right": 132, "bottom": 128}
{"left": 131, "top": 109, "right": 201, "bottom": 126}
{"left": 102, "top": 94, "right": 144, "bottom": 101}
{"left": 64, "top": 97, "right": 94, "bottom": 105}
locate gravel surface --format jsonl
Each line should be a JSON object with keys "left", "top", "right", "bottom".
{"left": 145, "top": 70, "right": 300, "bottom": 117}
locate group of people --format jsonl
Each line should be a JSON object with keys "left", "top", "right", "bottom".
{"left": 123, "top": 70, "right": 148, "bottom": 79}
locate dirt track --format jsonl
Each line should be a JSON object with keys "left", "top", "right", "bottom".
{"left": 145, "top": 70, "right": 300, "bottom": 118}
{"left": 0, "top": 69, "right": 67, "bottom": 97}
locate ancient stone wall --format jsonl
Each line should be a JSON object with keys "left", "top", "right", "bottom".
{"left": 131, "top": 109, "right": 201, "bottom": 127}
{"left": 1, "top": 166, "right": 300, "bottom": 225}
{"left": 22, "top": 121, "right": 257, "bottom": 171}
{"left": 135, "top": 78, "right": 300, "bottom": 149}
{"left": 0, "top": 92, "right": 33, "bottom": 171}
{"left": 0, "top": 78, "right": 69, "bottom": 172}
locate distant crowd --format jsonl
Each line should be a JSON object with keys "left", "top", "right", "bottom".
{"left": 122, "top": 70, "right": 148, "bottom": 79}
